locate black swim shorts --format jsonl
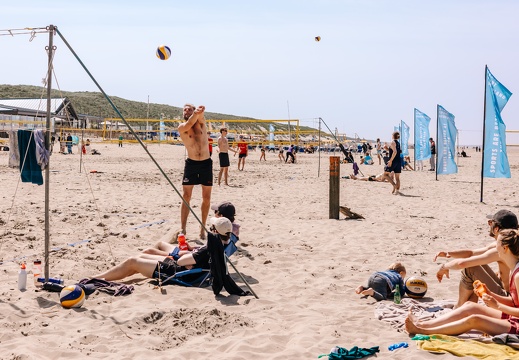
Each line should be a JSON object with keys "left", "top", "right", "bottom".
{"left": 219, "top": 152, "right": 230, "bottom": 168}
{"left": 153, "top": 257, "right": 181, "bottom": 280}
{"left": 182, "top": 158, "right": 213, "bottom": 186}
{"left": 238, "top": 153, "right": 247, "bottom": 159}
{"left": 386, "top": 162, "right": 402, "bottom": 174}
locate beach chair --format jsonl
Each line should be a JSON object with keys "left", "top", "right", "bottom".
{"left": 160, "top": 233, "right": 239, "bottom": 288}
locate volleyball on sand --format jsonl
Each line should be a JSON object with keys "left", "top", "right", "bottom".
{"left": 60, "top": 285, "right": 85, "bottom": 308}
{"left": 156, "top": 45, "right": 171, "bottom": 60}
{"left": 405, "top": 277, "right": 428, "bottom": 299}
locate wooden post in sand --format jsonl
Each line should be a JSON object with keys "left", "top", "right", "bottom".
{"left": 329, "top": 156, "right": 340, "bottom": 219}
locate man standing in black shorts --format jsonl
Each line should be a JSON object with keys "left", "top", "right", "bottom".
{"left": 382, "top": 131, "right": 402, "bottom": 195}
{"left": 178, "top": 103, "right": 212, "bottom": 240}
{"left": 216, "top": 127, "right": 236, "bottom": 186}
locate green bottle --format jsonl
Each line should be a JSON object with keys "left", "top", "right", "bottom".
{"left": 394, "top": 284, "right": 401, "bottom": 304}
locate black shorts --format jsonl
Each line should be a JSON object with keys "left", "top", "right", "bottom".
{"left": 153, "top": 257, "right": 203, "bottom": 283}
{"left": 153, "top": 257, "right": 181, "bottom": 280}
{"left": 239, "top": 153, "right": 247, "bottom": 159}
{"left": 219, "top": 152, "right": 230, "bottom": 168}
{"left": 182, "top": 158, "right": 213, "bottom": 186}
{"left": 385, "top": 162, "right": 402, "bottom": 174}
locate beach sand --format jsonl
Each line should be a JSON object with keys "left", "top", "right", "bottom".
{"left": 0, "top": 142, "right": 517, "bottom": 359}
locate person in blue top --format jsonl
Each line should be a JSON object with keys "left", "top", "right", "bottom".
{"left": 382, "top": 131, "right": 402, "bottom": 195}
{"left": 355, "top": 262, "right": 406, "bottom": 301}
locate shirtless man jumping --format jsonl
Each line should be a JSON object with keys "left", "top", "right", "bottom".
{"left": 178, "top": 103, "right": 212, "bottom": 240}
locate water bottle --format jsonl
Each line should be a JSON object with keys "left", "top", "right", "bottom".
{"left": 393, "top": 284, "right": 401, "bottom": 304}
{"left": 177, "top": 233, "right": 188, "bottom": 251}
{"left": 37, "top": 277, "right": 64, "bottom": 285}
{"left": 33, "top": 260, "right": 42, "bottom": 287}
{"left": 18, "top": 263, "right": 27, "bottom": 291}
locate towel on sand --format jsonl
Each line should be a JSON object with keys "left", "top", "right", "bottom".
{"left": 417, "top": 334, "right": 519, "bottom": 359}
{"left": 375, "top": 298, "right": 455, "bottom": 332}
{"left": 78, "top": 278, "right": 134, "bottom": 296}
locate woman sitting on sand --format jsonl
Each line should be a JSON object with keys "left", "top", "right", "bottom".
{"left": 403, "top": 156, "right": 414, "bottom": 171}
{"left": 405, "top": 229, "right": 519, "bottom": 336}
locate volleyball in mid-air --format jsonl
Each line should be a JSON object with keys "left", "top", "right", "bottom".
{"left": 315, "top": 36, "right": 321, "bottom": 42}
{"left": 156, "top": 45, "right": 171, "bottom": 60}
{"left": 60, "top": 285, "right": 85, "bottom": 308}
{"left": 405, "top": 277, "right": 428, "bottom": 299}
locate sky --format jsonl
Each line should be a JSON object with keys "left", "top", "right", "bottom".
{"left": 1, "top": 0, "right": 519, "bottom": 145}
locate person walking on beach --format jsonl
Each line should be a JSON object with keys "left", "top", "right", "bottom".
{"left": 382, "top": 131, "right": 401, "bottom": 194}
{"left": 178, "top": 103, "right": 213, "bottom": 240}
{"left": 285, "top": 144, "right": 295, "bottom": 163}
{"left": 118, "top": 134, "right": 123, "bottom": 147}
{"left": 216, "top": 127, "right": 236, "bottom": 186}
{"left": 376, "top": 138, "right": 382, "bottom": 165}
{"left": 259, "top": 144, "right": 266, "bottom": 161}
{"left": 66, "top": 133, "right": 73, "bottom": 154}
{"left": 235, "top": 135, "right": 248, "bottom": 171}
{"left": 429, "top": 137, "right": 436, "bottom": 171}
{"left": 434, "top": 210, "right": 518, "bottom": 308}
{"left": 278, "top": 146, "right": 284, "bottom": 162}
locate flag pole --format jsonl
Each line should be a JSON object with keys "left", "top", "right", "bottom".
{"left": 456, "top": 130, "right": 460, "bottom": 167}
{"left": 413, "top": 109, "right": 416, "bottom": 171}
{"left": 480, "top": 65, "right": 488, "bottom": 203}
{"left": 435, "top": 105, "right": 439, "bottom": 181}
{"left": 400, "top": 119, "right": 403, "bottom": 170}
{"left": 318, "top": 118, "right": 321, "bottom": 177}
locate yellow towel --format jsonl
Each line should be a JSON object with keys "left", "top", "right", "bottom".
{"left": 417, "top": 334, "right": 519, "bottom": 359}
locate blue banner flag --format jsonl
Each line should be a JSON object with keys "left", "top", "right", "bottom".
{"left": 483, "top": 68, "right": 512, "bottom": 178}
{"left": 401, "top": 121, "right": 410, "bottom": 156}
{"left": 394, "top": 125, "right": 400, "bottom": 133}
{"left": 414, "top": 109, "right": 431, "bottom": 160}
{"left": 437, "top": 105, "right": 458, "bottom": 175}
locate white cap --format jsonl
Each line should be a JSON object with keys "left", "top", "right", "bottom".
{"left": 209, "top": 217, "right": 233, "bottom": 235}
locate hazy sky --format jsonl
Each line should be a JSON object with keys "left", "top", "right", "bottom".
{"left": 1, "top": 0, "right": 519, "bottom": 145}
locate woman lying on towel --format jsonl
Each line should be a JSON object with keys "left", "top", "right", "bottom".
{"left": 406, "top": 229, "right": 519, "bottom": 336}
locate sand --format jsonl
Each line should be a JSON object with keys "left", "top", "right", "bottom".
{"left": 0, "top": 141, "right": 517, "bottom": 359}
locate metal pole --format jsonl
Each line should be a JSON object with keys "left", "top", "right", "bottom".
{"left": 435, "top": 105, "right": 439, "bottom": 181}
{"left": 456, "top": 130, "right": 460, "bottom": 166}
{"left": 413, "top": 109, "right": 416, "bottom": 171}
{"left": 146, "top": 95, "right": 150, "bottom": 143}
{"left": 79, "top": 127, "right": 84, "bottom": 173}
{"left": 318, "top": 118, "right": 321, "bottom": 177}
{"left": 44, "top": 25, "right": 55, "bottom": 282}
{"left": 480, "top": 65, "right": 488, "bottom": 203}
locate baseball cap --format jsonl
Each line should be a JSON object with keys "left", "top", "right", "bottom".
{"left": 487, "top": 210, "right": 519, "bottom": 229}
{"left": 209, "top": 217, "right": 233, "bottom": 235}
{"left": 210, "top": 202, "right": 236, "bottom": 219}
